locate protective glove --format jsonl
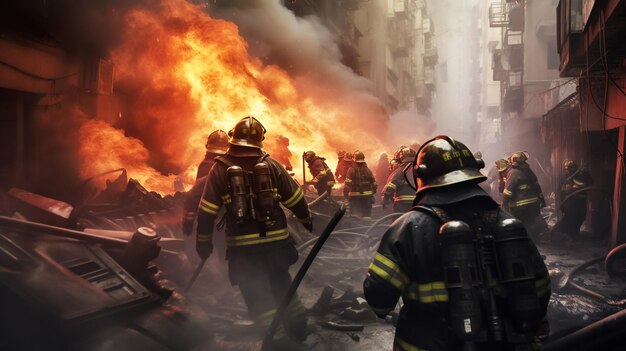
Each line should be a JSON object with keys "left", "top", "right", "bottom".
{"left": 299, "top": 216, "right": 313, "bottom": 232}
{"left": 196, "top": 241, "right": 213, "bottom": 260}
{"left": 182, "top": 219, "right": 194, "bottom": 236}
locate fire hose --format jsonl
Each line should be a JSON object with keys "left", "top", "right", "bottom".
{"left": 261, "top": 205, "right": 346, "bottom": 350}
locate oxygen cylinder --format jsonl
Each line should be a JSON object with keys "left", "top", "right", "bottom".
{"left": 253, "top": 162, "right": 275, "bottom": 222}
{"left": 440, "top": 221, "right": 483, "bottom": 341}
{"left": 494, "top": 218, "right": 543, "bottom": 332}
{"left": 226, "top": 166, "right": 247, "bottom": 223}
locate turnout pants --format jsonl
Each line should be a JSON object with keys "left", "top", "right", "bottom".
{"left": 227, "top": 241, "right": 307, "bottom": 343}
{"left": 349, "top": 196, "right": 373, "bottom": 219}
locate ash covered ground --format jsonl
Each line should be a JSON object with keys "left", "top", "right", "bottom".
{"left": 1, "top": 179, "right": 624, "bottom": 350}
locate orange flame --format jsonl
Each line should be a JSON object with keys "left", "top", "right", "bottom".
{"left": 78, "top": 0, "right": 389, "bottom": 194}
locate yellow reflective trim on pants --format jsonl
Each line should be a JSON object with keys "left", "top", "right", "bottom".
{"left": 369, "top": 253, "right": 409, "bottom": 290}
{"left": 514, "top": 197, "right": 538, "bottom": 207}
{"left": 226, "top": 228, "right": 290, "bottom": 247}
{"left": 535, "top": 277, "right": 551, "bottom": 296}
{"left": 201, "top": 198, "right": 219, "bottom": 210}
{"left": 282, "top": 187, "right": 303, "bottom": 208}
{"left": 394, "top": 195, "right": 415, "bottom": 201}
{"left": 196, "top": 233, "right": 212, "bottom": 243}
{"left": 199, "top": 204, "right": 218, "bottom": 215}
{"left": 394, "top": 337, "right": 428, "bottom": 351}
{"left": 404, "top": 281, "right": 449, "bottom": 303}
{"left": 349, "top": 191, "right": 374, "bottom": 196}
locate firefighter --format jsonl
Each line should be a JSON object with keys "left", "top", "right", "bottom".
{"left": 344, "top": 150, "right": 377, "bottom": 219}
{"left": 502, "top": 151, "right": 547, "bottom": 239}
{"left": 495, "top": 157, "right": 511, "bottom": 194}
{"left": 182, "top": 130, "right": 230, "bottom": 236}
{"left": 335, "top": 152, "right": 354, "bottom": 183}
{"left": 304, "top": 150, "right": 335, "bottom": 196}
{"left": 335, "top": 150, "right": 347, "bottom": 183}
{"left": 195, "top": 116, "right": 313, "bottom": 348}
{"left": 381, "top": 147, "right": 416, "bottom": 213}
{"left": 375, "top": 153, "right": 390, "bottom": 196}
{"left": 364, "top": 136, "right": 550, "bottom": 351}
{"left": 196, "top": 130, "right": 230, "bottom": 181}
{"left": 552, "top": 159, "right": 593, "bottom": 239}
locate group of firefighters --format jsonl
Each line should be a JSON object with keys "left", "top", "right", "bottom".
{"left": 179, "top": 116, "right": 593, "bottom": 350}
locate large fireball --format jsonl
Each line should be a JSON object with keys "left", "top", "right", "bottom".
{"left": 78, "top": 0, "right": 389, "bottom": 194}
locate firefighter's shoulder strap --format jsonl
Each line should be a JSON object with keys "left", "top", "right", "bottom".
{"left": 215, "top": 156, "right": 237, "bottom": 168}
{"left": 412, "top": 205, "right": 499, "bottom": 229}
{"left": 215, "top": 154, "right": 271, "bottom": 168}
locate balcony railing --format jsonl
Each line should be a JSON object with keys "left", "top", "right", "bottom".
{"left": 489, "top": 1, "right": 508, "bottom": 27}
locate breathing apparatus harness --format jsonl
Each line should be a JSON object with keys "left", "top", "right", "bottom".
{"left": 414, "top": 205, "right": 545, "bottom": 350}
{"left": 216, "top": 154, "right": 280, "bottom": 236}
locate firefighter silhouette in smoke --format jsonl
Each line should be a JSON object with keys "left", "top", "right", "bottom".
{"left": 551, "top": 159, "right": 593, "bottom": 239}
{"left": 182, "top": 130, "right": 230, "bottom": 236}
{"left": 304, "top": 150, "right": 335, "bottom": 196}
{"left": 335, "top": 150, "right": 354, "bottom": 185}
{"left": 375, "top": 152, "right": 390, "bottom": 196}
{"left": 364, "top": 136, "right": 550, "bottom": 351}
{"left": 343, "top": 150, "right": 377, "bottom": 219}
{"left": 502, "top": 151, "right": 548, "bottom": 240}
{"left": 381, "top": 146, "right": 417, "bottom": 213}
{"left": 195, "top": 116, "right": 312, "bottom": 347}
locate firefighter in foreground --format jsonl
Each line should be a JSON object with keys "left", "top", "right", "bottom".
{"left": 364, "top": 136, "right": 550, "bottom": 351}
{"left": 551, "top": 159, "right": 593, "bottom": 239}
{"left": 304, "top": 150, "right": 335, "bottom": 196}
{"left": 344, "top": 150, "right": 377, "bottom": 219}
{"left": 502, "top": 151, "right": 547, "bottom": 239}
{"left": 381, "top": 147, "right": 417, "bottom": 213}
{"left": 182, "top": 130, "right": 230, "bottom": 236}
{"left": 195, "top": 116, "right": 313, "bottom": 348}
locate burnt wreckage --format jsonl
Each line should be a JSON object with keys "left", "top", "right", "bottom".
{"left": 1, "top": 172, "right": 626, "bottom": 350}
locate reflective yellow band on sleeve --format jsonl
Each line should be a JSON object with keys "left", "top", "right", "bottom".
{"left": 368, "top": 253, "right": 409, "bottom": 291}
{"left": 199, "top": 204, "right": 218, "bottom": 215}
{"left": 503, "top": 189, "right": 513, "bottom": 196}
{"left": 387, "top": 183, "right": 397, "bottom": 190}
{"left": 404, "top": 281, "right": 449, "bottom": 303}
{"left": 226, "top": 228, "right": 290, "bottom": 247}
{"left": 196, "top": 233, "right": 212, "bottom": 243}
{"left": 318, "top": 170, "right": 327, "bottom": 176}
{"left": 201, "top": 198, "right": 220, "bottom": 210}
{"left": 282, "top": 188, "right": 303, "bottom": 208}
{"left": 327, "top": 181, "right": 335, "bottom": 186}
{"left": 518, "top": 184, "right": 530, "bottom": 190}
{"left": 345, "top": 179, "right": 353, "bottom": 183}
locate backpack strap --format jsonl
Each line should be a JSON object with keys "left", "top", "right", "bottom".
{"left": 215, "top": 156, "right": 237, "bottom": 168}
{"left": 411, "top": 205, "right": 451, "bottom": 223}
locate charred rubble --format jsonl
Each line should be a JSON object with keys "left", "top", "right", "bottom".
{"left": 0, "top": 175, "right": 625, "bottom": 350}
